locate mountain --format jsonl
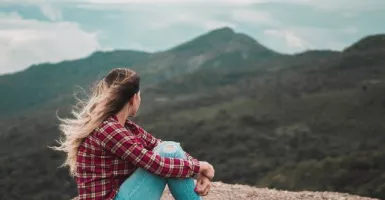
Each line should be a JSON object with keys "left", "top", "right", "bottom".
{"left": 344, "top": 34, "right": 385, "bottom": 53}
{"left": 0, "top": 27, "right": 279, "bottom": 117}
{"left": 170, "top": 27, "right": 275, "bottom": 57}
{"left": 129, "top": 27, "right": 280, "bottom": 84}
{"left": 0, "top": 50, "right": 150, "bottom": 116}
{"left": 1, "top": 28, "right": 385, "bottom": 200}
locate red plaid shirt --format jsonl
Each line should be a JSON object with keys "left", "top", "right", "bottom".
{"left": 75, "top": 115, "right": 200, "bottom": 200}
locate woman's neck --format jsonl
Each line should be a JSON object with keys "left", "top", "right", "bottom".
{"left": 115, "top": 109, "right": 129, "bottom": 126}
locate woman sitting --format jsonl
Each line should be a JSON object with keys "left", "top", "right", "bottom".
{"left": 55, "top": 68, "right": 215, "bottom": 200}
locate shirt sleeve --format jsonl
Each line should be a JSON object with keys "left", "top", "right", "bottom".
{"left": 136, "top": 124, "right": 197, "bottom": 162}
{"left": 185, "top": 152, "right": 195, "bottom": 161}
{"left": 96, "top": 121, "right": 200, "bottom": 178}
{"left": 184, "top": 151, "right": 200, "bottom": 179}
{"left": 134, "top": 124, "right": 161, "bottom": 150}
{"left": 134, "top": 123, "right": 199, "bottom": 165}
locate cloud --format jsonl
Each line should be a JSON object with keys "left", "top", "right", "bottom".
{"left": 75, "top": 0, "right": 268, "bottom": 10}
{"left": 203, "top": 20, "right": 236, "bottom": 30}
{"left": 263, "top": 25, "right": 362, "bottom": 53}
{"left": 272, "top": 0, "right": 385, "bottom": 11}
{"left": 232, "top": 9, "right": 279, "bottom": 26}
{"left": 83, "top": 0, "right": 260, "bottom": 5}
{"left": 0, "top": 12, "right": 101, "bottom": 75}
{"left": 73, "top": 0, "right": 385, "bottom": 11}
{"left": 264, "top": 29, "right": 312, "bottom": 51}
{"left": 1, "top": 0, "right": 383, "bottom": 71}
{"left": 4, "top": 0, "right": 385, "bottom": 11}
{"left": 39, "top": 3, "right": 63, "bottom": 21}
{"left": 146, "top": 13, "right": 236, "bottom": 31}
{"left": 111, "top": 6, "right": 236, "bottom": 32}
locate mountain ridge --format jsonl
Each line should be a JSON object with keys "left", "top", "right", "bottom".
{"left": 344, "top": 34, "right": 385, "bottom": 53}
{"left": 0, "top": 27, "right": 280, "bottom": 116}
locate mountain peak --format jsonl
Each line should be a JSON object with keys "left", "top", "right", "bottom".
{"left": 206, "top": 26, "right": 235, "bottom": 36}
{"left": 170, "top": 27, "right": 275, "bottom": 55}
{"left": 344, "top": 34, "right": 385, "bottom": 53}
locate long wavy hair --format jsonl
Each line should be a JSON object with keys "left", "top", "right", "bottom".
{"left": 53, "top": 68, "right": 140, "bottom": 176}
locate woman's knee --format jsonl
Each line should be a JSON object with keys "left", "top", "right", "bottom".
{"left": 154, "top": 141, "right": 186, "bottom": 159}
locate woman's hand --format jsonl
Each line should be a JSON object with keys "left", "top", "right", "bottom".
{"left": 195, "top": 174, "right": 212, "bottom": 196}
{"left": 199, "top": 161, "right": 215, "bottom": 180}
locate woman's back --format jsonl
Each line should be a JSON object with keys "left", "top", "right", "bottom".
{"left": 76, "top": 115, "right": 161, "bottom": 200}
{"left": 76, "top": 116, "right": 136, "bottom": 200}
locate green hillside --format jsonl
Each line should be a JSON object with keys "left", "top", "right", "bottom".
{"left": 0, "top": 50, "right": 150, "bottom": 116}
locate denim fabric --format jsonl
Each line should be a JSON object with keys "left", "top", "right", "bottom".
{"left": 114, "top": 141, "right": 201, "bottom": 200}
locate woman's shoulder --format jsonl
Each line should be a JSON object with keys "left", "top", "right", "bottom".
{"left": 95, "top": 115, "right": 143, "bottom": 136}
{"left": 96, "top": 115, "right": 119, "bottom": 131}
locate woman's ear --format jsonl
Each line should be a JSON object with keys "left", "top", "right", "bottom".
{"left": 128, "top": 96, "right": 135, "bottom": 105}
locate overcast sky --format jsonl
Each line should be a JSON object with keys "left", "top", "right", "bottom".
{"left": 0, "top": 0, "right": 385, "bottom": 75}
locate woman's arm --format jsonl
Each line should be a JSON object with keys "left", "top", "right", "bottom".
{"left": 134, "top": 124, "right": 161, "bottom": 150}
{"left": 130, "top": 122, "right": 215, "bottom": 180}
{"left": 136, "top": 124, "right": 196, "bottom": 160}
{"left": 96, "top": 121, "right": 200, "bottom": 178}
{"left": 185, "top": 152, "right": 195, "bottom": 161}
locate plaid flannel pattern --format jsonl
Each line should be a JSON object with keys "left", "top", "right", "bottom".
{"left": 75, "top": 115, "right": 200, "bottom": 200}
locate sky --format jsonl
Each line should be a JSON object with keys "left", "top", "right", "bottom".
{"left": 0, "top": 0, "right": 385, "bottom": 75}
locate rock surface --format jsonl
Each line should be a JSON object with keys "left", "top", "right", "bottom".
{"left": 161, "top": 182, "right": 378, "bottom": 200}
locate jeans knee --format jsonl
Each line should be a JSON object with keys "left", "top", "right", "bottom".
{"left": 154, "top": 141, "right": 186, "bottom": 159}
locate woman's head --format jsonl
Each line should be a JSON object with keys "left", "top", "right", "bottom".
{"left": 53, "top": 68, "right": 140, "bottom": 176}
{"left": 102, "top": 68, "right": 141, "bottom": 117}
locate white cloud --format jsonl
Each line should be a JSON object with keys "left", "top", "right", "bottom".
{"left": 135, "top": 9, "right": 235, "bottom": 31}
{"left": 39, "top": 3, "right": 63, "bottom": 21}
{"left": 149, "top": 18, "right": 235, "bottom": 31}
{"left": 1, "top": 0, "right": 382, "bottom": 62}
{"left": 342, "top": 27, "right": 358, "bottom": 34}
{"left": 75, "top": 0, "right": 271, "bottom": 10}
{"left": 264, "top": 29, "right": 312, "bottom": 51}
{"left": 203, "top": 20, "right": 236, "bottom": 30}
{"left": 84, "top": 0, "right": 260, "bottom": 5}
{"left": 232, "top": 9, "right": 279, "bottom": 26}
{"left": 0, "top": 12, "right": 101, "bottom": 75}
{"left": 271, "top": 0, "right": 385, "bottom": 11}
{"left": 73, "top": 0, "right": 385, "bottom": 11}
{"left": 263, "top": 25, "right": 361, "bottom": 53}
{"left": 124, "top": 42, "right": 153, "bottom": 52}
{"left": 4, "top": 0, "right": 385, "bottom": 11}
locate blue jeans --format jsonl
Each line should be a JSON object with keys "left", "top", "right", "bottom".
{"left": 114, "top": 141, "right": 201, "bottom": 200}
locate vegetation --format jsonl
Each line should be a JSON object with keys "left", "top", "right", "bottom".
{"left": 0, "top": 27, "right": 384, "bottom": 199}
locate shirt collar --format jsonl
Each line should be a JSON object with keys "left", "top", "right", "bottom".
{"left": 110, "top": 114, "right": 135, "bottom": 127}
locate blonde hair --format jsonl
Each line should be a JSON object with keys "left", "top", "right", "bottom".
{"left": 53, "top": 68, "right": 140, "bottom": 176}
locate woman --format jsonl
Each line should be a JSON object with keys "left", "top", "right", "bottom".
{"left": 54, "top": 68, "right": 215, "bottom": 200}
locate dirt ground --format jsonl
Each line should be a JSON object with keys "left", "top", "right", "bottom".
{"left": 161, "top": 182, "right": 379, "bottom": 200}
